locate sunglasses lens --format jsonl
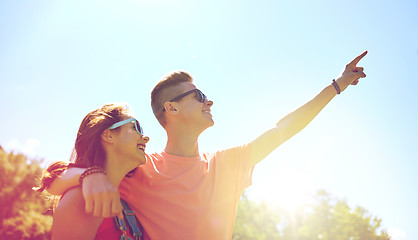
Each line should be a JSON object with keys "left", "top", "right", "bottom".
{"left": 197, "top": 90, "right": 206, "bottom": 103}
{"left": 135, "top": 120, "right": 143, "bottom": 134}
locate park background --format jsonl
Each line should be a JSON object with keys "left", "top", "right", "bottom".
{"left": 1, "top": 0, "right": 417, "bottom": 239}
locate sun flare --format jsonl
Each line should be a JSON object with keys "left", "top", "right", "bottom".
{"left": 251, "top": 165, "right": 315, "bottom": 213}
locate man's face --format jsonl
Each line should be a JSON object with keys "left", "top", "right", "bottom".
{"left": 172, "top": 82, "right": 214, "bottom": 131}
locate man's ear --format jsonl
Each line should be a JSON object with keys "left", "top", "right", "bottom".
{"left": 101, "top": 129, "right": 114, "bottom": 144}
{"left": 163, "top": 102, "right": 178, "bottom": 114}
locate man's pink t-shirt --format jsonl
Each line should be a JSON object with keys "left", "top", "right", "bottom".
{"left": 119, "top": 144, "right": 254, "bottom": 240}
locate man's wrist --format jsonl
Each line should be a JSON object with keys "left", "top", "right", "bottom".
{"left": 79, "top": 166, "right": 106, "bottom": 185}
{"left": 332, "top": 79, "right": 341, "bottom": 94}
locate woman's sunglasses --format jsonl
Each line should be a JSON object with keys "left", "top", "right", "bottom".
{"left": 162, "top": 89, "right": 207, "bottom": 111}
{"left": 108, "top": 118, "right": 143, "bottom": 135}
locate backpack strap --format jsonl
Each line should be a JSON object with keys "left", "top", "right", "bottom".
{"left": 114, "top": 215, "right": 130, "bottom": 240}
{"left": 121, "top": 199, "right": 143, "bottom": 240}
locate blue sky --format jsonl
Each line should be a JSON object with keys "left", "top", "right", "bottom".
{"left": 1, "top": 0, "right": 417, "bottom": 239}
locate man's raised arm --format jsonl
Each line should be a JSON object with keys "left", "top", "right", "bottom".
{"left": 46, "top": 167, "right": 122, "bottom": 217}
{"left": 249, "top": 51, "right": 367, "bottom": 165}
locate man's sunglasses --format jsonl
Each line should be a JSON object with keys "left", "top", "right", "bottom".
{"left": 163, "top": 89, "right": 207, "bottom": 111}
{"left": 108, "top": 118, "right": 143, "bottom": 135}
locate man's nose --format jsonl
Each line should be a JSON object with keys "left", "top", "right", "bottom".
{"left": 205, "top": 99, "right": 213, "bottom": 107}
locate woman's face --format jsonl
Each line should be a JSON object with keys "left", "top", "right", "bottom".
{"left": 111, "top": 117, "right": 149, "bottom": 166}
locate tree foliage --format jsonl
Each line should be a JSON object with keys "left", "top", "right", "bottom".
{"left": 233, "top": 193, "right": 282, "bottom": 240}
{"left": 233, "top": 190, "right": 391, "bottom": 240}
{"left": 0, "top": 147, "right": 52, "bottom": 240}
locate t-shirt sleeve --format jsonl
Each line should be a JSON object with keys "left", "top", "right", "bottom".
{"left": 213, "top": 143, "right": 254, "bottom": 199}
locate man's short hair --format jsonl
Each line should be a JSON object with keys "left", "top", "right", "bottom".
{"left": 151, "top": 71, "right": 193, "bottom": 126}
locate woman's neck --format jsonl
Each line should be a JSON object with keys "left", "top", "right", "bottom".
{"left": 104, "top": 156, "right": 133, "bottom": 188}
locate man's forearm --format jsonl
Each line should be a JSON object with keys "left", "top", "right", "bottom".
{"left": 250, "top": 51, "right": 367, "bottom": 166}
{"left": 250, "top": 83, "right": 337, "bottom": 165}
{"left": 46, "top": 167, "right": 86, "bottom": 195}
{"left": 275, "top": 83, "right": 336, "bottom": 140}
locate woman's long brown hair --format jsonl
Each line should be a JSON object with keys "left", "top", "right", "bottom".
{"left": 35, "top": 103, "right": 131, "bottom": 192}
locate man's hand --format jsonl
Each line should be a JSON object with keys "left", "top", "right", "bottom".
{"left": 82, "top": 173, "right": 122, "bottom": 217}
{"left": 335, "top": 51, "right": 367, "bottom": 92}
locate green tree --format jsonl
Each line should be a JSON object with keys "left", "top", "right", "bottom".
{"left": 233, "top": 193, "right": 282, "bottom": 240}
{"left": 287, "top": 190, "right": 391, "bottom": 240}
{"left": 0, "top": 147, "right": 52, "bottom": 240}
{"left": 233, "top": 190, "right": 391, "bottom": 240}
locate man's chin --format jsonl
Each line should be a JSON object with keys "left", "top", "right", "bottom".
{"left": 208, "top": 118, "right": 214, "bottom": 127}
{"left": 201, "top": 120, "right": 214, "bottom": 132}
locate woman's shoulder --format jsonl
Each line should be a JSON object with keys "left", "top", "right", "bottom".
{"left": 53, "top": 187, "right": 103, "bottom": 239}
{"left": 55, "top": 186, "right": 101, "bottom": 221}
{"left": 56, "top": 187, "right": 85, "bottom": 212}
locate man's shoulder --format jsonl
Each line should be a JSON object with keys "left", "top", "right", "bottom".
{"left": 146, "top": 152, "right": 163, "bottom": 158}
{"left": 145, "top": 152, "right": 164, "bottom": 163}
{"left": 210, "top": 144, "right": 252, "bottom": 158}
{"left": 143, "top": 148, "right": 251, "bottom": 164}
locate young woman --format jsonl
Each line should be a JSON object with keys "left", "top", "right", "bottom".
{"left": 36, "top": 103, "right": 149, "bottom": 240}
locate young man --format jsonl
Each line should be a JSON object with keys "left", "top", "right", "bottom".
{"left": 48, "top": 51, "right": 367, "bottom": 239}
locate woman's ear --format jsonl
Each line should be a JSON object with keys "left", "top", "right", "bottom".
{"left": 101, "top": 129, "right": 114, "bottom": 144}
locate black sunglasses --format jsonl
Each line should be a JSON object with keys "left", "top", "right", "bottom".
{"left": 163, "top": 89, "right": 207, "bottom": 111}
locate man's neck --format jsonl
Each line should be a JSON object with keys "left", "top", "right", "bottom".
{"left": 164, "top": 131, "right": 200, "bottom": 157}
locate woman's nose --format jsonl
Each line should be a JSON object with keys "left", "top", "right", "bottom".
{"left": 142, "top": 135, "right": 150, "bottom": 143}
